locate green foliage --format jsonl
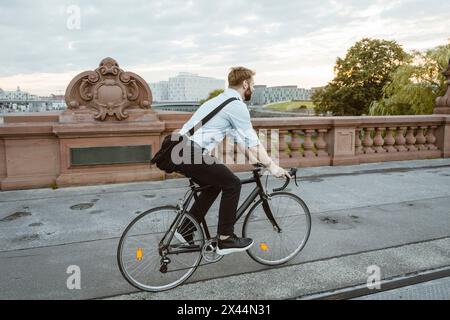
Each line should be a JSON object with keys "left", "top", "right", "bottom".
{"left": 370, "top": 42, "right": 450, "bottom": 115}
{"left": 198, "top": 89, "right": 224, "bottom": 105}
{"left": 313, "top": 38, "right": 408, "bottom": 116}
{"left": 265, "top": 100, "right": 315, "bottom": 111}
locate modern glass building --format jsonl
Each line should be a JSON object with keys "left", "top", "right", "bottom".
{"left": 150, "top": 73, "right": 225, "bottom": 102}
{"left": 249, "top": 85, "right": 312, "bottom": 105}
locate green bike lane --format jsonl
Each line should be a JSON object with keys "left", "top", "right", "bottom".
{"left": 1, "top": 159, "right": 450, "bottom": 299}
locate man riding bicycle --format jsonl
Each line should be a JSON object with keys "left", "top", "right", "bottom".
{"left": 174, "top": 67, "right": 291, "bottom": 255}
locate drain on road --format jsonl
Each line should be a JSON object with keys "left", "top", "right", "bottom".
{"left": 319, "top": 216, "right": 356, "bottom": 230}
{"left": 321, "top": 217, "right": 338, "bottom": 224}
{"left": 89, "top": 210, "right": 103, "bottom": 215}
{"left": 143, "top": 194, "right": 156, "bottom": 198}
{"left": 12, "top": 234, "right": 40, "bottom": 242}
{"left": 28, "top": 222, "right": 43, "bottom": 227}
{"left": 70, "top": 203, "right": 94, "bottom": 210}
{"left": 1, "top": 210, "right": 32, "bottom": 222}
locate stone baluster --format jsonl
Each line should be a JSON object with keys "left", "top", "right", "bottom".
{"left": 269, "top": 129, "right": 280, "bottom": 162}
{"left": 289, "top": 130, "right": 302, "bottom": 158}
{"left": 223, "top": 138, "right": 234, "bottom": 165}
{"left": 405, "top": 127, "right": 418, "bottom": 151}
{"left": 315, "top": 129, "right": 329, "bottom": 157}
{"left": 425, "top": 126, "right": 438, "bottom": 150}
{"left": 395, "top": 126, "right": 407, "bottom": 152}
{"left": 373, "top": 127, "right": 386, "bottom": 153}
{"left": 279, "top": 130, "right": 290, "bottom": 159}
{"left": 265, "top": 129, "right": 272, "bottom": 154}
{"left": 362, "top": 128, "right": 375, "bottom": 154}
{"left": 383, "top": 127, "right": 397, "bottom": 152}
{"left": 303, "top": 129, "right": 315, "bottom": 158}
{"left": 415, "top": 126, "right": 428, "bottom": 151}
{"left": 355, "top": 128, "right": 363, "bottom": 155}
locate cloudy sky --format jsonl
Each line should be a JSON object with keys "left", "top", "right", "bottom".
{"left": 0, "top": 0, "right": 449, "bottom": 96}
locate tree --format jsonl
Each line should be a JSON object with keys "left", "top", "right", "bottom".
{"left": 312, "top": 38, "right": 408, "bottom": 116}
{"left": 369, "top": 42, "right": 450, "bottom": 115}
{"left": 198, "top": 89, "right": 224, "bottom": 105}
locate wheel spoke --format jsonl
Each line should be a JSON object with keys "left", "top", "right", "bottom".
{"left": 244, "top": 193, "right": 311, "bottom": 265}
{"left": 118, "top": 206, "right": 203, "bottom": 291}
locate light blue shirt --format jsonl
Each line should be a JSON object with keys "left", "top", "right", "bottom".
{"left": 179, "top": 88, "right": 260, "bottom": 152}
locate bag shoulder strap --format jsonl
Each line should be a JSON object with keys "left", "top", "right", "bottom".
{"left": 187, "top": 97, "right": 239, "bottom": 137}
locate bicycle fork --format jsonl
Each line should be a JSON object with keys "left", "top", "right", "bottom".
{"left": 254, "top": 173, "right": 283, "bottom": 233}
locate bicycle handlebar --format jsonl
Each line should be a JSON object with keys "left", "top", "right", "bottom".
{"left": 273, "top": 168, "right": 298, "bottom": 192}
{"left": 251, "top": 163, "right": 299, "bottom": 192}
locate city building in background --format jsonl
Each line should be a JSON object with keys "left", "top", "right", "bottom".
{"left": 249, "top": 85, "right": 313, "bottom": 105}
{"left": 149, "top": 81, "right": 169, "bottom": 101}
{"left": 0, "top": 87, "right": 66, "bottom": 113}
{"left": 149, "top": 72, "right": 225, "bottom": 102}
{"left": 251, "top": 85, "right": 267, "bottom": 105}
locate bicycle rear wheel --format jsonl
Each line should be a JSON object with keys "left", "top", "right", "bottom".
{"left": 117, "top": 206, "right": 204, "bottom": 292}
{"left": 242, "top": 192, "right": 311, "bottom": 266}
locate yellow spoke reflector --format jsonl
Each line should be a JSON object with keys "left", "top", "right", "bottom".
{"left": 260, "top": 243, "right": 269, "bottom": 251}
{"left": 136, "top": 248, "right": 143, "bottom": 261}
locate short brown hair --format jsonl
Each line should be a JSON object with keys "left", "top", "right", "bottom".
{"left": 228, "top": 66, "right": 255, "bottom": 87}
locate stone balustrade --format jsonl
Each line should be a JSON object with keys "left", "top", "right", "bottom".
{"left": 0, "top": 57, "right": 449, "bottom": 190}
{"left": 0, "top": 111, "right": 449, "bottom": 190}
{"left": 180, "top": 115, "right": 450, "bottom": 173}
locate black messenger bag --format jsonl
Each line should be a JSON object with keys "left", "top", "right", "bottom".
{"left": 150, "top": 97, "right": 238, "bottom": 173}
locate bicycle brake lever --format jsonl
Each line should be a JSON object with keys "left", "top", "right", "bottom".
{"left": 290, "top": 168, "right": 299, "bottom": 187}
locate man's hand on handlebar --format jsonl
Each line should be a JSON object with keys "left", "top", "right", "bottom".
{"left": 267, "top": 162, "right": 292, "bottom": 179}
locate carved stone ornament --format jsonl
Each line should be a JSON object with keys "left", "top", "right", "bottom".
{"left": 434, "top": 59, "right": 450, "bottom": 114}
{"left": 64, "top": 57, "right": 152, "bottom": 121}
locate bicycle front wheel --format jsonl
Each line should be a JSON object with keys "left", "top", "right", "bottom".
{"left": 243, "top": 192, "right": 311, "bottom": 266}
{"left": 117, "top": 206, "right": 204, "bottom": 292}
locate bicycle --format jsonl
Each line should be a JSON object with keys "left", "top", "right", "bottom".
{"left": 117, "top": 164, "right": 311, "bottom": 292}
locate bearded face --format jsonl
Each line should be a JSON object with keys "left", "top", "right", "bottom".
{"left": 243, "top": 79, "right": 254, "bottom": 102}
{"left": 244, "top": 87, "right": 253, "bottom": 101}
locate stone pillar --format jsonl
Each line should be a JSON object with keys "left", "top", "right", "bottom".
{"left": 326, "top": 120, "right": 358, "bottom": 165}
{"left": 434, "top": 59, "right": 450, "bottom": 157}
{"left": 435, "top": 119, "right": 450, "bottom": 157}
{"left": 434, "top": 59, "right": 450, "bottom": 115}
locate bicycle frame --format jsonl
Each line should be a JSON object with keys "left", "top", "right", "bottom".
{"left": 159, "top": 168, "right": 282, "bottom": 256}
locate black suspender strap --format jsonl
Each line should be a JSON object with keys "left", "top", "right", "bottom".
{"left": 187, "top": 97, "right": 239, "bottom": 137}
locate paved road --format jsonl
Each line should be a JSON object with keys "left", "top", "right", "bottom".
{"left": 354, "top": 276, "right": 450, "bottom": 300}
{"left": 1, "top": 159, "right": 449, "bottom": 299}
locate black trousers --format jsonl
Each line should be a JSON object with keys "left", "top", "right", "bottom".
{"left": 173, "top": 143, "right": 241, "bottom": 236}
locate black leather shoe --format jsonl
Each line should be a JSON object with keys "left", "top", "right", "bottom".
{"left": 216, "top": 234, "right": 254, "bottom": 255}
